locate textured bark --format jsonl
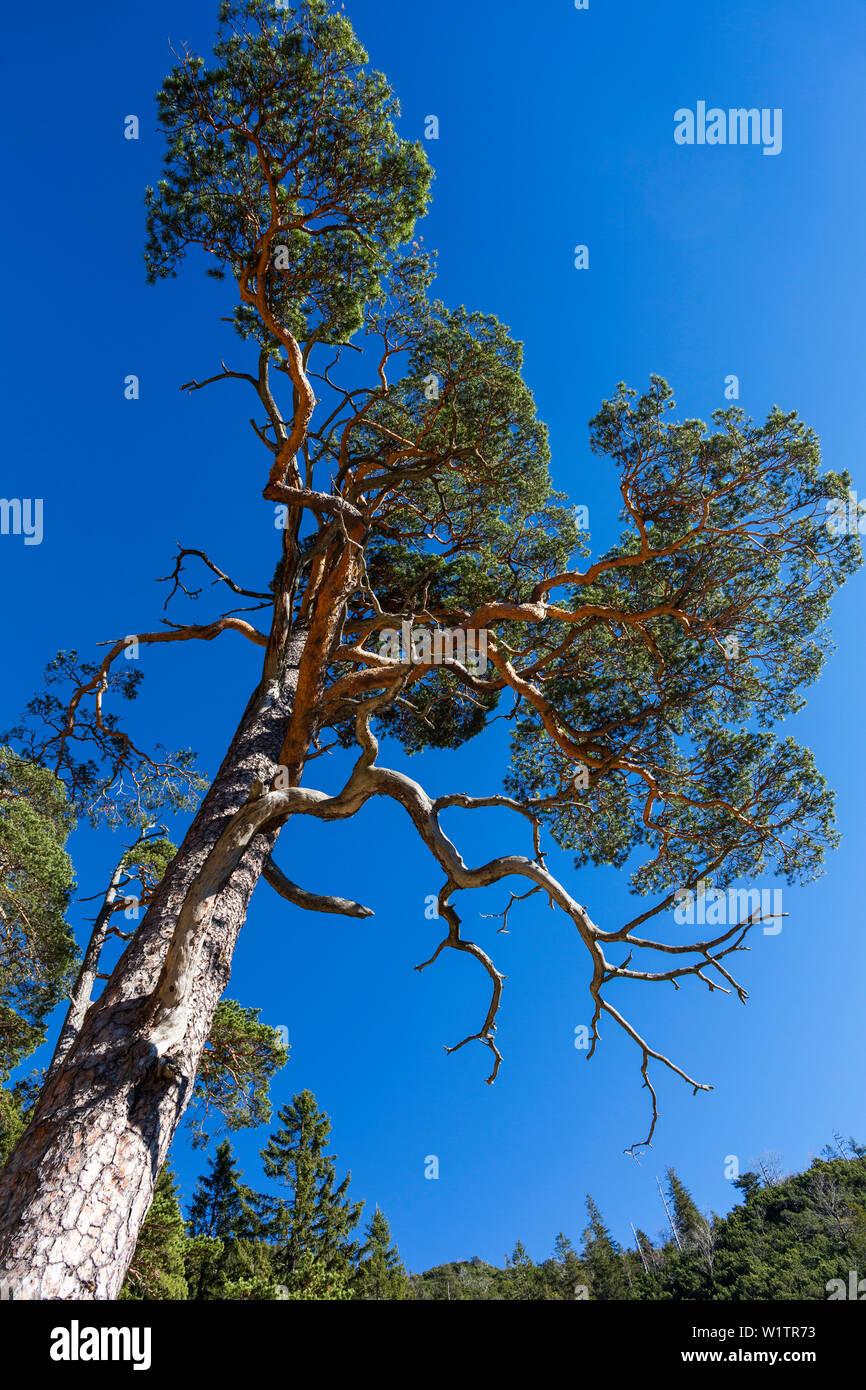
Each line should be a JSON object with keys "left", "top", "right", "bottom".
{"left": 0, "top": 630, "right": 308, "bottom": 1300}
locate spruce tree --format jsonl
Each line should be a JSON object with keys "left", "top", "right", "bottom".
{"left": 581, "top": 1196, "right": 630, "bottom": 1300}
{"left": 503, "top": 1239, "right": 546, "bottom": 1300}
{"left": 665, "top": 1166, "right": 704, "bottom": 1247}
{"left": 259, "top": 1089, "right": 363, "bottom": 1297}
{"left": 188, "top": 1140, "right": 256, "bottom": 1239}
{"left": 552, "top": 1231, "right": 585, "bottom": 1300}
{"left": 186, "top": 1140, "right": 280, "bottom": 1299}
{"left": 353, "top": 1206, "right": 409, "bottom": 1300}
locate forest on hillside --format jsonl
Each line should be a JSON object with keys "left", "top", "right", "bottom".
{"left": 18, "top": 1084, "right": 857, "bottom": 1303}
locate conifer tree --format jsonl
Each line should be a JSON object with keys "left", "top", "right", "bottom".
{"left": 190, "top": 1001, "right": 289, "bottom": 1147}
{"left": 0, "top": 749, "right": 77, "bottom": 1072}
{"left": 665, "top": 1166, "right": 704, "bottom": 1246}
{"left": 581, "top": 1196, "right": 630, "bottom": 1300}
{"left": 258, "top": 1089, "right": 363, "bottom": 1297}
{"left": 353, "top": 1206, "right": 409, "bottom": 1300}
{"left": 188, "top": 1140, "right": 256, "bottom": 1239}
{"left": 732, "top": 1171, "right": 762, "bottom": 1201}
{"left": 552, "top": 1231, "right": 585, "bottom": 1299}
{"left": 503, "top": 1239, "right": 546, "bottom": 1300}
{"left": 0, "top": 751, "right": 77, "bottom": 1172}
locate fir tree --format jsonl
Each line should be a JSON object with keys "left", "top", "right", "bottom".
{"left": 581, "top": 1195, "right": 630, "bottom": 1300}
{"left": 353, "top": 1206, "right": 409, "bottom": 1300}
{"left": 665, "top": 1166, "right": 704, "bottom": 1247}
{"left": 258, "top": 1089, "right": 364, "bottom": 1297}
{"left": 188, "top": 1139, "right": 256, "bottom": 1240}
{"left": 552, "top": 1231, "right": 585, "bottom": 1300}
{"left": 186, "top": 1140, "right": 278, "bottom": 1299}
{"left": 503, "top": 1239, "right": 546, "bottom": 1300}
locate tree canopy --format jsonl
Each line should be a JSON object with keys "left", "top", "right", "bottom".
{"left": 15, "top": 0, "right": 856, "bottom": 1158}
{"left": 0, "top": 749, "right": 76, "bottom": 1074}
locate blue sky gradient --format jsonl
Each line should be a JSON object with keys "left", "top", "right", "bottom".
{"left": 1, "top": 0, "right": 864, "bottom": 1271}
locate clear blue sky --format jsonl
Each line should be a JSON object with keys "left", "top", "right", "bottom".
{"left": 1, "top": 0, "right": 864, "bottom": 1272}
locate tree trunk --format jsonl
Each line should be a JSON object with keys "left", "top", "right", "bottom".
{"left": 45, "top": 853, "right": 134, "bottom": 1087}
{"left": 0, "top": 629, "right": 308, "bottom": 1299}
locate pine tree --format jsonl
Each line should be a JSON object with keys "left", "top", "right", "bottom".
{"left": 0, "top": 1072, "right": 41, "bottom": 1170}
{"left": 353, "top": 1206, "right": 409, "bottom": 1300}
{"left": 258, "top": 1090, "right": 363, "bottom": 1298}
{"left": 0, "top": 750, "right": 77, "bottom": 1174}
{"left": 732, "top": 1171, "right": 762, "bottom": 1201}
{"left": 0, "top": 0, "right": 856, "bottom": 1300}
{"left": 0, "top": 749, "right": 76, "bottom": 1072}
{"left": 191, "top": 1001, "right": 289, "bottom": 1147}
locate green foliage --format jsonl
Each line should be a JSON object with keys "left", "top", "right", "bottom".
{"left": 145, "top": 0, "right": 432, "bottom": 346}
{"left": 0, "top": 1069, "right": 42, "bottom": 1169}
{"left": 119, "top": 1164, "right": 189, "bottom": 1301}
{"left": 502, "top": 1239, "right": 548, "bottom": 1301}
{"left": 256, "top": 1088, "right": 364, "bottom": 1296}
{"left": 409, "top": 1256, "right": 499, "bottom": 1301}
{"left": 409, "top": 1150, "right": 866, "bottom": 1302}
{"left": 0, "top": 750, "right": 75, "bottom": 1170}
{"left": 188, "top": 1139, "right": 258, "bottom": 1240}
{"left": 362, "top": 306, "right": 579, "bottom": 606}
{"left": 551, "top": 1231, "right": 585, "bottom": 1300}
{"left": 329, "top": 305, "right": 583, "bottom": 754}
{"left": 353, "top": 1206, "right": 409, "bottom": 1300}
{"left": 507, "top": 377, "right": 858, "bottom": 899}
{"left": 185, "top": 1232, "right": 277, "bottom": 1301}
{"left": 122, "top": 837, "right": 177, "bottom": 898}
{"left": 581, "top": 1194, "right": 631, "bottom": 1300}
{"left": 666, "top": 1166, "right": 704, "bottom": 1245}
{"left": 122, "top": 1119, "right": 866, "bottom": 1301}
{"left": 183, "top": 1234, "right": 227, "bottom": 1300}
{"left": 184, "top": 1139, "right": 279, "bottom": 1302}
{"left": 189, "top": 1000, "right": 289, "bottom": 1146}
{"left": 0, "top": 748, "right": 76, "bottom": 1064}
{"left": 705, "top": 1155, "right": 866, "bottom": 1301}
